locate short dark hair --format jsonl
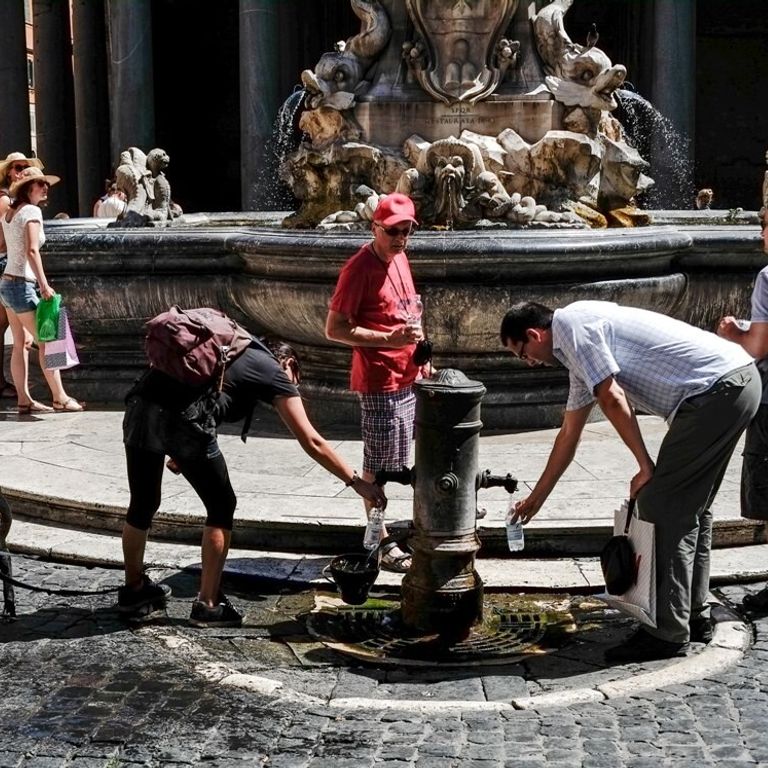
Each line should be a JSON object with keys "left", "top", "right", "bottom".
{"left": 499, "top": 302, "right": 554, "bottom": 345}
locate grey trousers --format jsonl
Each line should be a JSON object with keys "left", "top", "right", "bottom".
{"left": 637, "top": 364, "right": 762, "bottom": 643}
{"left": 741, "top": 403, "right": 768, "bottom": 520}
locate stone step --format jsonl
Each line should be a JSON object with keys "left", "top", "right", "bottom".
{"left": 6, "top": 485, "right": 767, "bottom": 557}
{"left": 7, "top": 518, "right": 768, "bottom": 592}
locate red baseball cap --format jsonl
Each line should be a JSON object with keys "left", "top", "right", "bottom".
{"left": 373, "top": 193, "right": 418, "bottom": 227}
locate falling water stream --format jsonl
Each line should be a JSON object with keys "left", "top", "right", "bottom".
{"left": 254, "top": 87, "right": 307, "bottom": 210}
{"left": 616, "top": 88, "right": 695, "bottom": 209}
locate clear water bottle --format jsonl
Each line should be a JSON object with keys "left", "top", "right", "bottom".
{"left": 363, "top": 507, "right": 385, "bottom": 550}
{"left": 506, "top": 504, "right": 524, "bottom": 552}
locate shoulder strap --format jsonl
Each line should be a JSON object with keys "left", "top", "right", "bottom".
{"left": 622, "top": 498, "right": 636, "bottom": 535}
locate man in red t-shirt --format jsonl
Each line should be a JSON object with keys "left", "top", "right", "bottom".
{"left": 325, "top": 193, "right": 423, "bottom": 572}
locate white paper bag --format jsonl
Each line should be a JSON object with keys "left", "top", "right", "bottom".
{"left": 43, "top": 307, "right": 80, "bottom": 371}
{"left": 599, "top": 500, "right": 657, "bottom": 628}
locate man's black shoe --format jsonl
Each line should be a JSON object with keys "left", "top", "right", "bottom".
{"left": 605, "top": 628, "right": 689, "bottom": 663}
{"left": 689, "top": 616, "right": 713, "bottom": 644}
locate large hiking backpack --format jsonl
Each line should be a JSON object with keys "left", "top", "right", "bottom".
{"left": 144, "top": 306, "right": 253, "bottom": 388}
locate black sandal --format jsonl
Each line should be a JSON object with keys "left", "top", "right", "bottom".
{"left": 379, "top": 541, "right": 412, "bottom": 573}
{"left": 742, "top": 588, "right": 768, "bottom": 611}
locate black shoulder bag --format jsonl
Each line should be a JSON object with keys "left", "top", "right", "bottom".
{"left": 600, "top": 498, "right": 637, "bottom": 595}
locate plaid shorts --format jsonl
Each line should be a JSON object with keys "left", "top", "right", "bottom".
{"left": 359, "top": 386, "right": 416, "bottom": 474}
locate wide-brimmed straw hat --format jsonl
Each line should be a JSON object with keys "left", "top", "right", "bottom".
{"left": 0, "top": 152, "right": 43, "bottom": 182}
{"left": 9, "top": 166, "right": 60, "bottom": 198}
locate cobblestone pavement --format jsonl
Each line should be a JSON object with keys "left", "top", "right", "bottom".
{"left": 2, "top": 555, "right": 768, "bottom": 766}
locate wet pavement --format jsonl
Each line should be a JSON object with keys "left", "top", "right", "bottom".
{"left": 2, "top": 555, "right": 768, "bottom": 766}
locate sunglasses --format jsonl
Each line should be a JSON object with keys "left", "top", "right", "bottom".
{"left": 11, "top": 164, "right": 30, "bottom": 173}
{"left": 377, "top": 223, "right": 413, "bottom": 237}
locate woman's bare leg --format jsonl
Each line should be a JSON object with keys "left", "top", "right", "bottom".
{"left": 6, "top": 309, "right": 33, "bottom": 406}
{"left": 0, "top": 305, "right": 11, "bottom": 390}
{"left": 16, "top": 310, "right": 69, "bottom": 403}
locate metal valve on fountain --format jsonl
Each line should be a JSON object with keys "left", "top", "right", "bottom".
{"left": 376, "top": 368, "right": 517, "bottom": 640}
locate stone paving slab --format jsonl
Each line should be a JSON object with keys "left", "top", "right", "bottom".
{"left": 7, "top": 517, "right": 768, "bottom": 592}
{"left": 1, "top": 405, "right": 767, "bottom": 587}
{"left": 2, "top": 555, "right": 768, "bottom": 765}
{"left": 0, "top": 407, "right": 755, "bottom": 537}
{"left": 0, "top": 557, "right": 753, "bottom": 713}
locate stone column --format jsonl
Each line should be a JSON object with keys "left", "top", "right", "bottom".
{"left": 33, "top": 0, "right": 78, "bottom": 215}
{"left": 105, "top": 0, "right": 155, "bottom": 165}
{"left": 649, "top": 0, "right": 696, "bottom": 208}
{"left": 0, "top": 0, "right": 32, "bottom": 156}
{"left": 239, "top": 0, "right": 280, "bottom": 210}
{"left": 72, "top": 0, "right": 110, "bottom": 217}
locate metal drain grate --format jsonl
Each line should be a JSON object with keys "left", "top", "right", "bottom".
{"left": 306, "top": 602, "right": 578, "bottom": 667}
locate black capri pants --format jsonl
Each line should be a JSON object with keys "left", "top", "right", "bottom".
{"left": 123, "top": 396, "right": 237, "bottom": 531}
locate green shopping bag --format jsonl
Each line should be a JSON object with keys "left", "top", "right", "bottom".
{"left": 36, "top": 293, "right": 62, "bottom": 342}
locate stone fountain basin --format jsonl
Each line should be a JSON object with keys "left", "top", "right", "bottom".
{"left": 44, "top": 216, "right": 765, "bottom": 430}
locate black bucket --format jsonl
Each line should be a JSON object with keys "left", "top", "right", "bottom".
{"left": 322, "top": 553, "right": 380, "bottom": 605}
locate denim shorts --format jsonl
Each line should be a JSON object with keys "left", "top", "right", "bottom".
{"left": 0, "top": 277, "right": 39, "bottom": 314}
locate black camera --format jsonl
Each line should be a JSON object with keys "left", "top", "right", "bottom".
{"left": 413, "top": 339, "right": 433, "bottom": 366}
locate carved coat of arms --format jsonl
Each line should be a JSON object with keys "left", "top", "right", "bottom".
{"left": 405, "top": 0, "right": 518, "bottom": 104}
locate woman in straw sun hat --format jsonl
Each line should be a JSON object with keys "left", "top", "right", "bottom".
{"left": 0, "top": 166, "right": 84, "bottom": 413}
{"left": 0, "top": 152, "right": 43, "bottom": 399}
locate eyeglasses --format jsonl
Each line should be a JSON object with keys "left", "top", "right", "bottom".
{"left": 377, "top": 223, "right": 413, "bottom": 237}
{"left": 11, "top": 164, "right": 30, "bottom": 173}
{"left": 33, "top": 181, "right": 50, "bottom": 189}
{"left": 510, "top": 338, "right": 529, "bottom": 361}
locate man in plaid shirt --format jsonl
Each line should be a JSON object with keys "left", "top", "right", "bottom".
{"left": 501, "top": 300, "right": 761, "bottom": 662}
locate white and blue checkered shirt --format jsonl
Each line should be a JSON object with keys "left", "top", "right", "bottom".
{"left": 552, "top": 301, "right": 753, "bottom": 421}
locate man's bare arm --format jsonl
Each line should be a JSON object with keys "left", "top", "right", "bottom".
{"left": 325, "top": 309, "right": 420, "bottom": 348}
{"left": 718, "top": 317, "right": 768, "bottom": 360}
{"left": 594, "top": 376, "right": 655, "bottom": 498}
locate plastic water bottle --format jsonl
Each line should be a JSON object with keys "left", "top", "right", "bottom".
{"left": 506, "top": 504, "right": 524, "bottom": 552}
{"left": 363, "top": 507, "right": 385, "bottom": 550}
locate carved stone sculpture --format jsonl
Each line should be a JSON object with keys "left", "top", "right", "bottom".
{"left": 284, "top": 0, "right": 650, "bottom": 229}
{"left": 300, "top": 1, "right": 390, "bottom": 112}
{"left": 403, "top": 0, "right": 519, "bottom": 104}
{"left": 696, "top": 188, "right": 714, "bottom": 210}
{"left": 533, "top": 0, "right": 626, "bottom": 133}
{"left": 110, "top": 146, "right": 182, "bottom": 228}
{"left": 598, "top": 137, "right": 652, "bottom": 212}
